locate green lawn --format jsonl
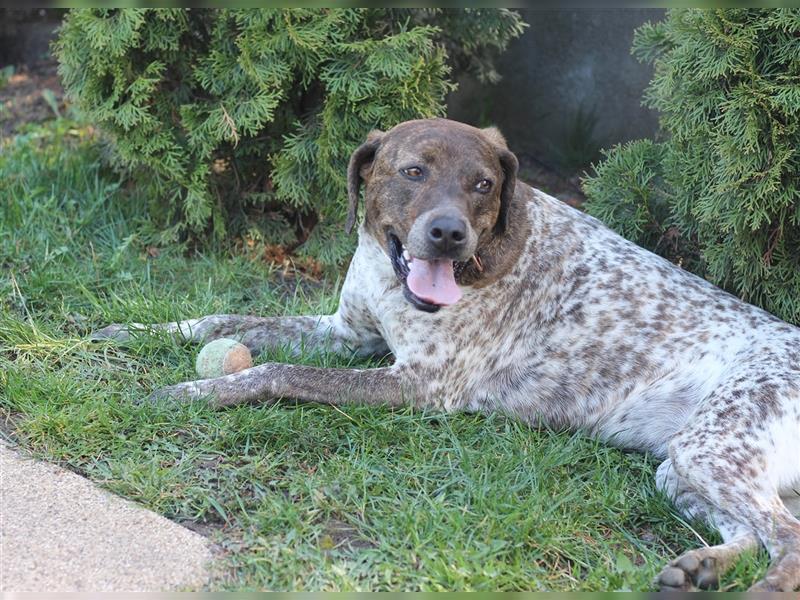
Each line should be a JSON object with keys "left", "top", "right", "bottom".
{"left": 0, "top": 120, "right": 770, "bottom": 591}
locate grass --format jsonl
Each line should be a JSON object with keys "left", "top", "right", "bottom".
{"left": 0, "top": 119, "right": 771, "bottom": 591}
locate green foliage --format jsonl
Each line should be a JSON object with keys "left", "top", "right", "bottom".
{"left": 584, "top": 9, "right": 800, "bottom": 324}
{"left": 55, "top": 8, "right": 525, "bottom": 267}
{"left": 583, "top": 140, "right": 673, "bottom": 253}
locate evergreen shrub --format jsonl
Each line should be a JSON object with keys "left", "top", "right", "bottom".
{"left": 584, "top": 9, "right": 800, "bottom": 324}
{"left": 55, "top": 8, "right": 525, "bottom": 266}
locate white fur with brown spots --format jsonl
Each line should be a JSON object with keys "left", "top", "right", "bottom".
{"left": 93, "top": 119, "right": 800, "bottom": 591}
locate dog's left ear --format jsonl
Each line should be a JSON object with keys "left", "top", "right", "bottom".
{"left": 494, "top": 147, "right": 518, "bottom": 236}
{"left": 346, "top": 130, "right": 383, "bottom": 235}
{"left": 482, "top": 126, "right": 517, "bottom": 236}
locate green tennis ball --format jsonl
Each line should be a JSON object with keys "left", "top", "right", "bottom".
{"left": 195, "top": 338, "right": 253, "bottom": 379}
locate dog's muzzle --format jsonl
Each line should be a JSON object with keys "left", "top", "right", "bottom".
{"left": 389, "top": 233, "right": 473, "bottom": 313}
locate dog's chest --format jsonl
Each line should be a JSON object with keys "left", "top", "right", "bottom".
{"left": 349, "top": 238, "right": 552, "bottom": 409}
{"left": 346, "top": 232, "right": 520, "bottom": 364}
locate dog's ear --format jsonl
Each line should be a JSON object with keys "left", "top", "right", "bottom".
{"left": 481, "top": 126, "right": 517, "bottom": 236}
{"left": 494, "top": 147, "right": 518, "bottom": 236}
{"left": 346, "top": 130, "right": 383, "bottom": 235}
{"left": 481, "top": 126, "right": 508, "bottom": 150}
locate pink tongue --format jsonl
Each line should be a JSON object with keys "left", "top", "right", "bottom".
{"left": 407, "top": 258, "right": 462, "bottom": 306}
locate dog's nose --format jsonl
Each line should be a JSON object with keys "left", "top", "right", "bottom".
{"left": 427, "top": 215, "right": 468, "bottom": 253}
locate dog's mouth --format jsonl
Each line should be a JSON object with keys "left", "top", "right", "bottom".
{"left": 388, "top": 233, "right": 464, "bottom": 313}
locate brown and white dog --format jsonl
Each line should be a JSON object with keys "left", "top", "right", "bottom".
{"left": 94, "top": 118, "right": 800, "bottom": 591}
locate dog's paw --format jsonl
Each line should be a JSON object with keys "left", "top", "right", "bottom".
{"left": 147, "top": 381, "right": 214, "bottom": 405}
{"left": 657, "top": 553, "right": 719, "bottom": 592}
{"left": 89, "top": 323, "right": 140, "bottom": 343}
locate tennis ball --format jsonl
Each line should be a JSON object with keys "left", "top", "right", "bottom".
{"left": 195, "top": 338, "right": 253, "bottom": 379}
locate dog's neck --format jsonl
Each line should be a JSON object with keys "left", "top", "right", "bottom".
{"left": 457, "top": 186, "right": 531, "bottom": 289}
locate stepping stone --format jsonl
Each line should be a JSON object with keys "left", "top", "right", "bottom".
{"left": 0, "top": 441, "right": 216, "bottom": 591}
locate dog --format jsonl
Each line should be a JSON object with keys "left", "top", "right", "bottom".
{"left": 93, "top": 118, "right": 800, "bottom": 591}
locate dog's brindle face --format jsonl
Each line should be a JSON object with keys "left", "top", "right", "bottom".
{"left": 347, "top": 119, "right": 519, "bottom": 311}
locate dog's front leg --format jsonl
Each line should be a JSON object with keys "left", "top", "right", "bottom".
{"left": 151, "top": 363, "right": 418, "bottom": 409}
{"left": 92, "top": 311, "right": 387, "bottom": 358}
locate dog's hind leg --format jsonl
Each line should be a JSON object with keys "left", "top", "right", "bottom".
{"left": 664, "top": 383, "right": 800, "bottom": 592}
{"left": 655, "top": 459, "right": 760, "bottom": 591}
{"left": 747, "top": 505, "right": 800, "bottom": 591}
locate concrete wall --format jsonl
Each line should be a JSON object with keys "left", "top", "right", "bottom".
{"left": 0, "top": 9, "right": 65, "bottom": 66}
{"left": 447, "top": 9, "right": 665, "bottom": 168}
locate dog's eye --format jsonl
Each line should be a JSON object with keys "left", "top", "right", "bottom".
{"left": 475, "top": 178, "right": 493, "bottom": 193}
{"left": 401, "top": 166, "right": 424, "bottom": 180}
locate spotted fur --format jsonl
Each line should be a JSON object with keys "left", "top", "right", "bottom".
{"left": 94, "top": 119, "right": 800, "bottom": 591}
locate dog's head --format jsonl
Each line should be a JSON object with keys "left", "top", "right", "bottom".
{"left": 347, "top": 118, "right": 519, "bottom": 312}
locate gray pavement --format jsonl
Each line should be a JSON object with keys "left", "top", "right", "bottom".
{"left": 0, "top": 441, "right": 216, "bottom": 591}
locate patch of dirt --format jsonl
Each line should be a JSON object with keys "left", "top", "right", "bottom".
{"left": 0, "top": 58, "right": 65, "bottom": 138}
